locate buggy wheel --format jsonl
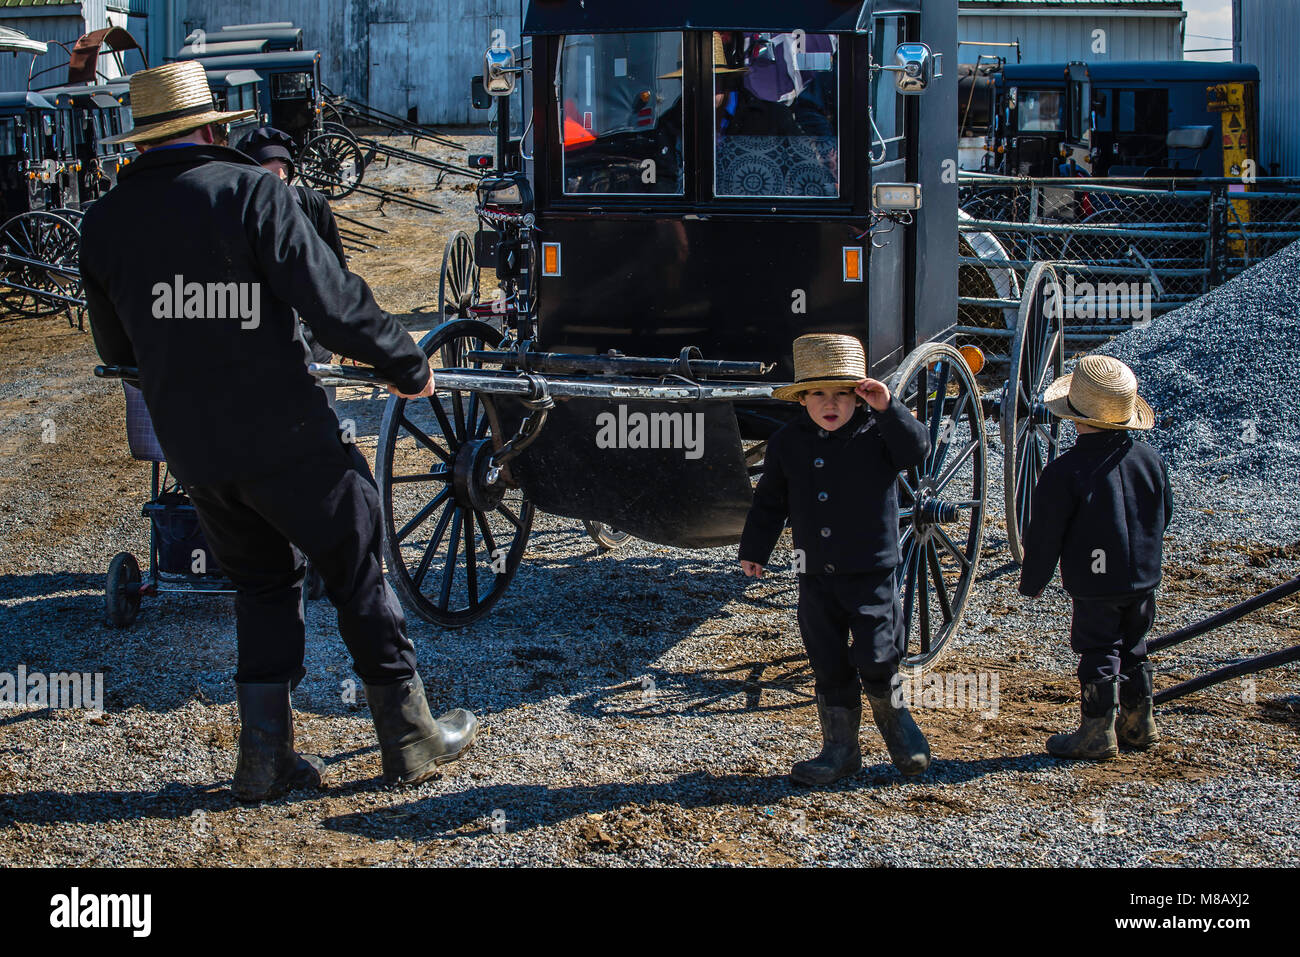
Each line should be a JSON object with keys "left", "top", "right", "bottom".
{"left": 1002, "top": 262, "right": 1065, "bottom": 563}
{"left": 298, "top": 131, "right": 365, "bottom": 198}
{"left": 582, "top": 520, "right": 632, "bottom": 551}
{"left": 0, "top": 211, "right": 83, "bottom": 321}
{"left": 437, "top": 231, "right": 483, "bottom": 367}
{"left": 376, "top": 319, "right": 534, "bottom": 628}
{"left": 888, "top": 342, "right": 988, "bottom": 671}
{"left": 106, "top": 551, "right": 142, "bottom": 628}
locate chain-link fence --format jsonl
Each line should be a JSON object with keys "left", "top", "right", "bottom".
{"left": 957, "top": 175, "right": 1300, "bottom": 366}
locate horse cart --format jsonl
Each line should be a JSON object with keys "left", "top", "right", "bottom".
{"left": 313, "top": 0, "right": 1062, "bottom": 672}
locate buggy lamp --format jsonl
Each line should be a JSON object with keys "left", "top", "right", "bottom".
{"left": 872, "top": 183, "right": 922, "bottom": 211}
{"left": 959, "top": 345, "right": 986, "bottom": 376}
{"left": 468, "top": 154, "right": 493, "bottom": 170}
{"left": 542, "top": 243, "right": 561, "bottom": 277}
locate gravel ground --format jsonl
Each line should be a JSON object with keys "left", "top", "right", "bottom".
{"left": 0, "top": 134, "right": 1296, "bottom": 867}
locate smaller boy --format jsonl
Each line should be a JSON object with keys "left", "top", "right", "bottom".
{"left": 740, "top": 334, "right": 932, "bottom": 784}
{"left": 1019, "top": 355, "right": 1173, "bottom": 759}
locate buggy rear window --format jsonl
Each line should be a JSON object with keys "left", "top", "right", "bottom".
{"left": 0, "top": 117, "right": 16, "bottom": 156}
{"left": 272, "top": 72, "right": 310, "bottom": 99}
{"left": 557, "top": 32, "right": 685, "bottom": 196}
{"left": 713, "top": 31, "right": 840, "bottom": 198}
{"left": 1018, "top": 89, "right": 1064, "bottom": 133}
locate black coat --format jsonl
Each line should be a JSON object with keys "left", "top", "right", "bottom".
{"left": 80, "top": 144, "right": 429, "bottom": 486}
{"left": 1019, "top": 430, "right": 1173, "bottom": 600}
{"left": 293, "top": 183, "right": 347, "bottom": 364}
{"left": 739, "top": 399, "right": 931, "bottom": 575}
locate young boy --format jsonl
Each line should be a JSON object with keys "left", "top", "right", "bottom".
{"left": 739, "top": 334, "right": 932, "bottom": 784}
{"left": 1019, "top": 354, "right": 1173, "bottom": 759}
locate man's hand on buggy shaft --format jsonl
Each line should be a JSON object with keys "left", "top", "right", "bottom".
{"left": 308, "top": 362, "right": 436, "bottom": 398}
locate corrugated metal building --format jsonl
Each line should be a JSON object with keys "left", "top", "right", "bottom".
{"left": 0, "top": 0, "right": 145, "bottom": 91}
{"left": 1233, "top": 0, "right": 1299, "bottom": 177}
{"left": 959, "top": 0, "right": 1186, "bottom": 63}
{"left": 169, "top": 0, "right": 523, "bottom": 125}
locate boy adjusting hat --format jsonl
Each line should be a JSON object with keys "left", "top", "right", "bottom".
{"left": 772, "top": 334, "right": 867, "bottom": 402}
{"left": 104, "top": 60, "right": 255, "bottom": 145}
{"left": 1044, "top": 354, "right": 1154, "bottom": 431}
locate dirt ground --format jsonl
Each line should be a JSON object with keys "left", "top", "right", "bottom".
{"left": 0, "top": 132, "right": 1296, "bottom": 868}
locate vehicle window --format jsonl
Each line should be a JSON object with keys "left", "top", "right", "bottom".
{"left": 1018, "top": 89, "right": 1064, "bottom": 132}
{"left": 0, "top": 118, "right": 17, "bottom": 156}
{"left": 558, "top": 32, "right": 685, "bottom": 195}
{"left": 714, "top": 31, "right": 839, "bottom": 197}
{"left": 1116, "top": 89, "right": 1167, "bottom": 134}
{"left": 273, "top": 72, "right": 310, "bottom": 99}
{"left": 870, "top": 18, "right": 905, "bottom": 167}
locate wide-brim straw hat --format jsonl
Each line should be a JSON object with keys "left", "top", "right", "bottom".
{"left": 660, "top": 33, "right": 748, "bottom": 79}
{"left": 1044, "top": 354, "right": 1154, "bottom": 430}
{"left": 772, "top": 334, "right": 867, "bottom": 402}
{"left": 103, "top": 61, "right": 255, "bottom": 145}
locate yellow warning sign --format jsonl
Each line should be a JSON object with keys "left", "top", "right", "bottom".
{"left": 1210, "top": 82, "right": 1253, "bottom": 252}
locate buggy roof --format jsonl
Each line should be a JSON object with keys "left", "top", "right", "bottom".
{"left": 190, "top": 50, "right": 320, "bottom": 72}
{"left": 0, "top": 92, "right": 55, "bottom": 111}
{"left": 176, "top": 39, "right": 269, "bottom": 59}
{"left": 205, "top": 69, "right": 264, "bottom": 88}
{"left": 192, "top": 27, "right": 302, "bottom": 49}
{"left": 39, "top": 84, "right": 121, "bottom": 109}
{"left": 522, "top": 0, "right": 894, "bottom": 34}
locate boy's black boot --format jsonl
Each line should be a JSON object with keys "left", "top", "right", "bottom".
{"left": 364, "top": 672, "right": 479, "bottom": 785}
{"left": 791, "top": 695, "right": 862, "bottom": 786}
{"left": 1047, "top": 678, "right": 1119, "bottom": 759}
{"left": 1116, "top": 661, "right": 1159, "bottom": 751}
{"left": 863, "top": 681, "right": 931, "bottom": 775}
{"left": 232, "top": 682, "right": 325, "bottom": 802}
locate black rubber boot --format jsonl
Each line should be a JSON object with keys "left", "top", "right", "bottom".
{"left": 791, "top": 695, "right": 862, "bottom": 786}
{"left": 232, "top": 682, "right": 325, "bottom": 802}
{"left": 1117, "top": 661, "right": 1159, "bottom": 751}
{"left": 1047, "top": 678, "right": 1119, "bottom": 760}
{"left": 863, "top": 681, "right": 931, "bottom": 776}
{"left": 364, "top": 672, "right": 479, "bottom": 785}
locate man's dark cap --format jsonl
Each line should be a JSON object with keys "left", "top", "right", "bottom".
{"left": 236, "top": 126, "right": 296, "bottom": 180}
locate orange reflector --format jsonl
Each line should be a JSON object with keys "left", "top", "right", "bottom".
{"left": 959, "top": 345, "right": 986, "bottom": 376}
{"left": 542, "top": 243, "right": 561, "bottom": 277}
{"left": 843, "top": 246, "right": 863, "bottom": 283}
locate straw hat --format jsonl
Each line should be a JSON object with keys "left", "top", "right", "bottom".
{"left": 103, "top": 61, "right": 255, "bottom": 145}
{"left": 1043, "top": 354, "right": 1154, "bottom": 430}
{"left": 772, "top": 334, "right": 867, "bottom": 402}
{"left": 660, "top": 34, "right": 748, "bottom": 79}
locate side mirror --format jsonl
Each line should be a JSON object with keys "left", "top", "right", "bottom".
{"left": 891, "top": 43, "right": 940, "bottom": 94}
{"left": 484, "top": 48, "right": 518, "bottom": 97}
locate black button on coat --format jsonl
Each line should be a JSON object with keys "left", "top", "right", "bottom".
{"left": 739, "top": 398, "right": 931, "bottom": 574}
{"left": 1019, "top": 430, "right": 1173, "bottom": 599}
{"left": 80, "top": 145, "right": 430, "bottom": 486}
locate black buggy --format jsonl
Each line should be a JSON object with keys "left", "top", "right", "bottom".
{"left": 321, "top": 0, "right": 1063, "bottom": 671}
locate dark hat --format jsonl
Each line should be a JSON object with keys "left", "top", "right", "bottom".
{"left": 236, "top": 126, "right": 296, "bottom": 180}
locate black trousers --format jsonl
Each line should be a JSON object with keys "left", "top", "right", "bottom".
{"left": 1070, "top": 592, "right": 1156, "bottom": 684}
{"left": 797, "top": 568, "right": 902, "bottom": 707}
{"left": 185, "top": 434, "right": 417, "bottom": 687}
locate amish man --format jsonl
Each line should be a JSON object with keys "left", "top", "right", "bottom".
{"left": 80, "top": 61, "right": 478, "bottom": 800}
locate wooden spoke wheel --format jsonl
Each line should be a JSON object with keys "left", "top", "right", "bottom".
{"left": 298, "top": 131, "right": 365, "bottom": 198}
{"left": 0, "top": 211, "right": 83, "bottom": 322}
{"left": 375, "top": 319, "right": 534, "bottom": 628}
{"left": 1001, "top": 262, "right": 1065, "bottom": 564}
{"left": 888, "top": 342, "right": 988, "bottom": 671}
{"left": 582, "top": 520, "right": 632, "bottom": 551}
{"left": 437, "top": 231, "right": 483, "bottom": 367}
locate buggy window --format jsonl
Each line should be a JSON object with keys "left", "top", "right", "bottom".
{"left": 1018, "top": 89, "right": 1064, "bottom": 132}
{"left": 714, "top": 31, "right": 840, "bottom": 198}
{"left": 0, "top": 118, "right": 16, "bottom": 156}
{"left": 557, "top": 32, "right": 685, "bottom": 195}
{"left": 273, "top": 72, "right": 310, "bottom": 99}
{"left": 1116, "top": 89, "right": 1167, "bottom": 134}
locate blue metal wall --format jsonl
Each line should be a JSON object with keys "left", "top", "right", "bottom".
{"left": 1235, "top": 0, "right": 1300, "bottom": 177}
{"left": 0, "top": 1, "right": 142, "bottom": 92}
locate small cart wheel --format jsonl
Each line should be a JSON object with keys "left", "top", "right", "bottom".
{"left": 437, "top": 231, "right": 483, "bottom": 367}
{"left": 298, "top": 131, "right": 365, "bottom": 198}
{"left": 888, "top": 342, "right": 988, "bottom": 672}
{"left": 106, "top": 551, "right": 142, "bottom": 628}
{"left": 1001, "top": 262, "right": 1065, "bottom": 564}
{"left": 583, "top": 520, "right": 632, "bottom": 551}
{"left": 376, "top": 319, "right": 535, "bottom": 628}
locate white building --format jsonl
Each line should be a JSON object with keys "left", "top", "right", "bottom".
{"left": 1234, "top": 0, "right": 1300, "bottom": 177}
{"left": 959, "top": 0, "right": 1186, "bottom": 64}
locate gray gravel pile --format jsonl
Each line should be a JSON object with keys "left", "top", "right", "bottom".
{"left": 1101, "top": 239, "right": 1300, "bottom": 498}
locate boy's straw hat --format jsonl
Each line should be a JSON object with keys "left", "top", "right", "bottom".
{"left": 104, "top": 61, "right": 255, "bottom": 145}
{"left": 1043, "top": 354, "right": 1154, "bottom": 430}
{"left": 772, "top": 334, "right": 867, "bottom": 402}
{"left": 660, "top": 34, "right": 748, "bottom": 79}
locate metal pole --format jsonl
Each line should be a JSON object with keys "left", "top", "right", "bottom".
{"left": 1155, "top": 644, "right": 1300, "bottom": 705}
{"left": 1148, "top": 574, "right": 1300, "bottom": 653}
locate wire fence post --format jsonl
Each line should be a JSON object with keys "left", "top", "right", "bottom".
{"left": 1209, "top": 183, "right": 1229, "bottom": 287}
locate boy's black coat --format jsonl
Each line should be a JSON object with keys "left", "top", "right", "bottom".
{"left": 1019, "top": 430, "right": 1173, "bottom": 599}
{"left": 739, "top": 398, "right": 930, "bottom": 574}
{"left": 80, "top": 144, "right": 430, "bottom": 486}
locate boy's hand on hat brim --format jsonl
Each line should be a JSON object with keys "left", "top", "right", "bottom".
{"left": 740, "top": 560, "right": 765, "bottom": 579}
{"left": 856, "top": 378, "right": 891, "bottom": 412}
